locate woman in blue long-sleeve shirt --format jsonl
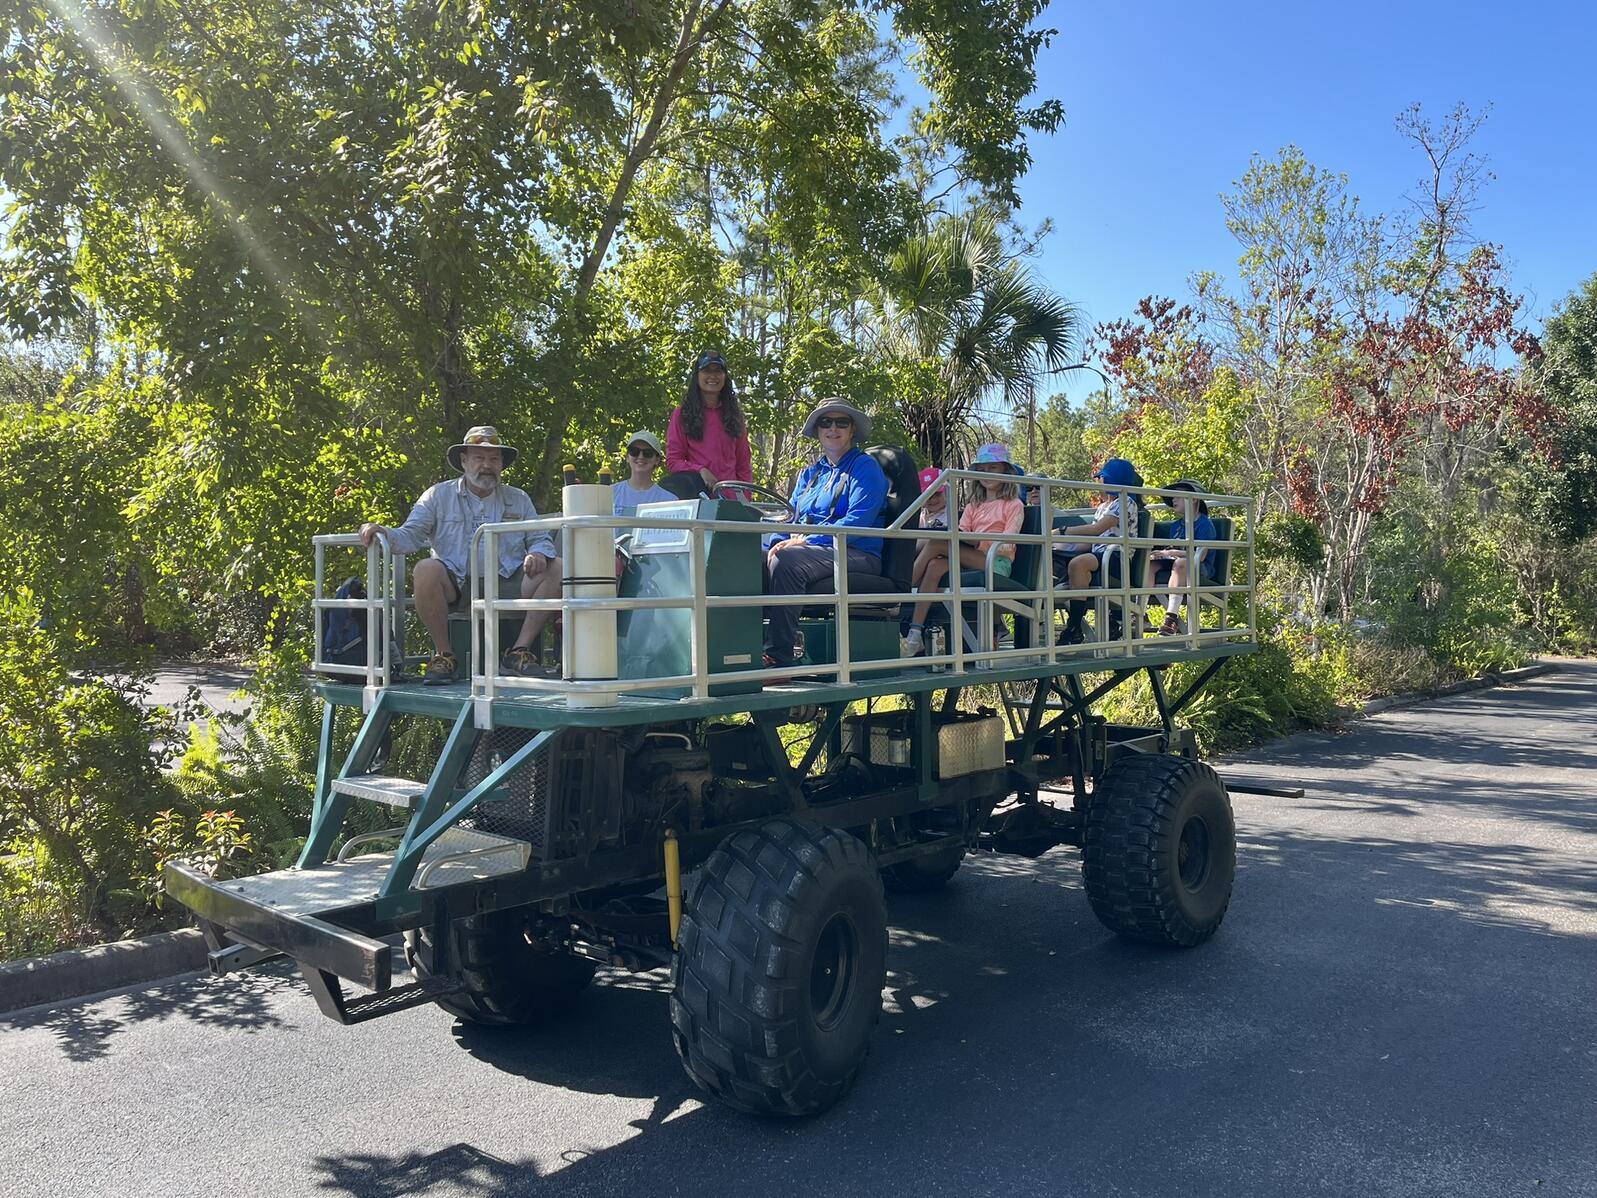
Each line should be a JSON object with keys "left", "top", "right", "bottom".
{"left": 763, "top": 400, "right": 889, "bottom": 669}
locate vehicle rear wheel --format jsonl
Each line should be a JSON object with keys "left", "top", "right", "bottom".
{"left": 1081, "top": 753, "right": 1235, "bottom": 946}
{"left": 670, "top": 818, "right": 887, "bottom": 1116}
{"left": 407, "top": 908, "right": 596, "bottom": 1026}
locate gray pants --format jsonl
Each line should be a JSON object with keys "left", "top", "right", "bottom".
{"left": 764, "top": 543, "right": 881, "bottom": 661}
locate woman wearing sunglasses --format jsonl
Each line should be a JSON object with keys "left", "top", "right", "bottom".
{"left": 664, "top": 350, "right": 753, "bottom": 497}
{"left": 612, "top": 430, "right": 676, "bottom": 516}
{"left": 762, "top": 399, "right": 889, "bottom": 670}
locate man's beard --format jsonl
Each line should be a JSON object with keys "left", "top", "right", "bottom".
{"left": 465, "top": 465, "right": 499, "bottom": 490}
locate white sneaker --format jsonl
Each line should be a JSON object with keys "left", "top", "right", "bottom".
{"left": 902, "top": 628, "right": 925, "bottom": 657}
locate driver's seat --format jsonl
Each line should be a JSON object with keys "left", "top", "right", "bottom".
{"left": 802, "top": 444, "right": 920, "bottom": 606}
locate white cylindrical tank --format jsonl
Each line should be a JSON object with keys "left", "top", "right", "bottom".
{"left": 562, "top": 483, "right": 620, "bottom": 708}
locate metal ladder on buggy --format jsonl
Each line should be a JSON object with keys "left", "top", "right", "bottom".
{"left": 172, "top": 691, "right": 554, "bottom": 1023}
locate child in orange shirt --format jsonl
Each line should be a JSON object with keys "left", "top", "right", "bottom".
{"left": 904, "top": 443, "right": 1025, "bottom": 656}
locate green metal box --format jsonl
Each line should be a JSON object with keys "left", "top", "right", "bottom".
{"left": 796, "top": 616, "right": 902, "bottom": 668}
{"left": 617, "top": 499, "right": 765, "bottom": 696}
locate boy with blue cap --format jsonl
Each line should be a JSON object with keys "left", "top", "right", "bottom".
{"left": 1052, "top": 456, "right": 1144, "bottom": 644}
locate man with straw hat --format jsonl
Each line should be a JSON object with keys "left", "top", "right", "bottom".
{"left": 359, "top": 425, "right": 561, "bottom": 684}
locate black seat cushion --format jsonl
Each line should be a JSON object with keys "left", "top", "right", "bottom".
{"left": 804, "top": 570, "right": 898, "bottom": 596}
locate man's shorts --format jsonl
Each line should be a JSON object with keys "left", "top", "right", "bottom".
{"left": 446, "top": 566, "right": 529, "bottom": 611}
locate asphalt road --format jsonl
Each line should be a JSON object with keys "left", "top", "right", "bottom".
{"left": 4, "top": 663, "right": 1595, "bottom": 1198}
{"left": 141, "top": 662, "right": 254, "bottom": 719}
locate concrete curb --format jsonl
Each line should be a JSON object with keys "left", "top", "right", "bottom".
{"left": 0, "top": 927, "right": 207, "bottom": 1016}
{"left": 1358, "top": 661, "right": 1556, "bottom": 716}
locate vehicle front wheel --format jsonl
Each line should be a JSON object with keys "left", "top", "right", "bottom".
{"left": 670, "top": 818, "right": 887, "bottom": 1116}
{"left": 407, "top": 908, "right": 596, "bottom": 1026}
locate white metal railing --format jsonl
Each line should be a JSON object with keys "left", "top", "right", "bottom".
{"left": 308, "top": 474, "right": 1255, "bottom": 716}
{"left": 310, "top": 531, "right": 414, "bottom": 708}
{"left": 456, "top": 472, "right": 1255, "bottom": 717}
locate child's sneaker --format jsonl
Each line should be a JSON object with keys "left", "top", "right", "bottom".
{"left": 1159, "top": 613, "right": 1182, "bottom": 636}
{"left": 902, "top": 626, "right": 925, "bottom": 657}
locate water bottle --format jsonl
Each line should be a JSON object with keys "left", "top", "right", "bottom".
{"left": 929, "top": 625, "right": 946, "bottom": 672}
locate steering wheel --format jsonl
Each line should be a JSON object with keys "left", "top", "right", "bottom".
{"left": 717, "top": 480, "right": 796, "bottom": 520}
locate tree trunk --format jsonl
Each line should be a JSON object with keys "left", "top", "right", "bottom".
{"left": 530, "top": 0, "right": 730, "bottom": 506}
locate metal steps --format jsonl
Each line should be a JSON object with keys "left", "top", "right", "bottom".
{"left": 330, "top": 774, "right": 428, "bottom": 807}
{"left": 303, "top": 969, "right": 464, "bottom": 1026}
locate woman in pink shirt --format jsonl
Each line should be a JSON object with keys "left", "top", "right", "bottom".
{"left": 903, "top": 443, "right": 1025, "bottom": 656}
{"left": 664, "top": 351, "right": 753, "bottom": 496}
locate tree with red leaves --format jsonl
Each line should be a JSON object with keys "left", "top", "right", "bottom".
{"left": 1193, "top": 107, "right": 1554, "bottom": 618}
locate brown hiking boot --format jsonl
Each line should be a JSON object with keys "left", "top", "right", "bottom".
{"left": 501, "top": 646, "right": 546, "bottom": 677}
{"left": 423, "top": 651, "right": 457, "bottom": 686}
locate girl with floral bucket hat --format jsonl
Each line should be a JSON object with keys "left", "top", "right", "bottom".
{"left": 903, "top": 444, "right": 1025, "bottom": 657}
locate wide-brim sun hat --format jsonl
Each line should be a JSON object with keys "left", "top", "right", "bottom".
{"left": 1093, "top": 457, "right": 1141, "bottom": 488}
{"left": 623, "top": 430, "right": 664, "bottom": 458}
{"left": 801, "top": 399, "right": 872, "bottom": 442}
{"left": 971, "top": 441, "right": 1017, "bottom": 469}
{"left": 447, "top": 425, "right": 519, "bottom": 472}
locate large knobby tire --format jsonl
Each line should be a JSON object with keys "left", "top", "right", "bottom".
{"left": 407, "top": 908, "right": 596, "bottom": 1026}
{"left": 1082, "top": 753, "right": 1235, "bottom": 947}
{"left": 881, "top": 844, "right": 964, "bottom": 893}
{"left": 670, "top": 819, "right": 887, "bottom": 1117}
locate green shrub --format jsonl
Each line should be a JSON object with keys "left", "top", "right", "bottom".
{"left": 1350, "top": 637, "right": 1457, "bottom": 695}
{"left": 1096, "top": 612, "right": 1362, "bottom": 754}
{"left": 143, "top": 809, "right": 255, "bottom": 911}
{"left": 0, "top": 590, "right": 185, "bottom": 958}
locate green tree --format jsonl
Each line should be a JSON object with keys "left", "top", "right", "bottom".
{"left": 1009, "top": 391, "right": 1095, "bottom": 482}
{"left": 1197, "top": 112, "right": 1548, "bottom": 619}
{"left": 1, "top": 0, "right": 1066, "bottom": 650}
{"left": 869, "top": 207, "right": 1081, "bottom": 466}
{"left": 1520, "top": 272, "right": 1597, "bottom": 542}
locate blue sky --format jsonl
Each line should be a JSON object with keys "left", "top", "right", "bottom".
{"left": 1009, "top": 0, "right": 1597, "bottom": 401}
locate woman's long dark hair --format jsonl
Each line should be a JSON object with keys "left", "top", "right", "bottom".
{"left": 678, "top": 359, "right": 746, "bottom": 440}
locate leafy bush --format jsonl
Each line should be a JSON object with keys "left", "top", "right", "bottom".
{"left": 1349, "top": 637, "right": 1457, "bottom": 695}
{"left": 1096, "top": 613, "right": 1362, "bottom": 754}
{"left": 0, "top": 590, "right": 186, "bottom": 957}
{"left": 143, "top": 809, "right": 255, "bottom": 911}
{"left": 1367, "top": 514, "right": 1534, "bottom": 675}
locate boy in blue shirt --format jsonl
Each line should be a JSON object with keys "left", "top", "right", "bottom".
{"left": 1152, "top": 479, "right": 1220, "bottom": 635}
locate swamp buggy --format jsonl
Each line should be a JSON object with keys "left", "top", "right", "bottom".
{"left": 165, "top": 459, "right": 1256, "bottom": 1117}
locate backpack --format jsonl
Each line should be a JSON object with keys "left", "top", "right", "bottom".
{"left": 323, "top": 576, "right": 370, "bottom": 665}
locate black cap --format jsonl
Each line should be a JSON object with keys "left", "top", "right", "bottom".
{"left": 695, "top": 351, "right": 728, "bottom": 371}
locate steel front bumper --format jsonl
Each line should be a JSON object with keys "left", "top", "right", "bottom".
{"left": 164, "top": 861, "right": 394, "bottom": 991}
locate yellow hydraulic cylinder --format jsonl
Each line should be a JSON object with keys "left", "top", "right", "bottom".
{"left": 664, "top": 828, "right": 683, "bottom": 950}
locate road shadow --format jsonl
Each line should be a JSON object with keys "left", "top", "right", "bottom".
{"left": 304, "top": 821, "right": 1597, "bottom": 1196}
{"left": 0, "top": 960, "right": 300, "bottom": 1063}
{"left": 1218, "top": 669, "right": 1597, "bottom": 837}
{"left": 311, "top": 1143, "right": 540, "bottom": 1197}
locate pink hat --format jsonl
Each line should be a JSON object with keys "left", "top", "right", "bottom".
{"left": 918, "top": 466, "right": 945, "bottom": 492}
